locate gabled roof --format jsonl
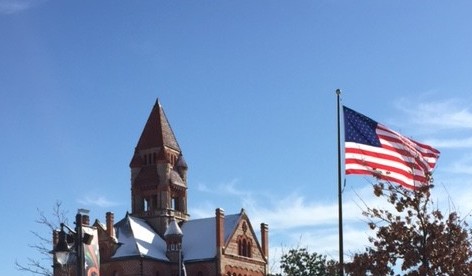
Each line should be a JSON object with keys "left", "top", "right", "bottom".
{"left": 135, "top": 99, "right": 181, "bottom": 152}
{"left": 111, "top": 212, "right": 241, "bottom": 262}
{"left": 181, "top": 213, "right": 240, "bottom": 261}
{"left": 113, "top": 214, "right": 168, "bottom": 260}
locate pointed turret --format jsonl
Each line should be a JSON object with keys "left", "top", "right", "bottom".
{"left": 130, "top": 99, "right": 189, "bottom": 236}
{"left": 164, "top": 218, "right": 183, "bottom": 265}
{"left": 134, "top": 99, "right": 181, "bottom": 153}
{"left": 176, "top": 154, "right": 188, "bottom": 181}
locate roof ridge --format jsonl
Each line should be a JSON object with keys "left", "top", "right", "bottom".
{"left": 185, "top": 212, "right": 240, "bottom": 222}
{"left": 126, "top": 215, "right": 144, "bottom": 257}
{"left": 158, "top": 102, "right": 181, "bottom": 151}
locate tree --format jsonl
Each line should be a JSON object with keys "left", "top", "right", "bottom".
{"left": 16, "top": 201, "right": 68, "bottom": 276}
{"left": 269, "top": 247, "right": 338, "bottom": 276}
{"left": 345, "top": 182, "right": 472, "bottom": 275}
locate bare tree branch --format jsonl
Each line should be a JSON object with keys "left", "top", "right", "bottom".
{"left": 16, "top": 201, "right": 69, "bottom": 276}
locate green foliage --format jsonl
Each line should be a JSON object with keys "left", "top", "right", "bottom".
{"left": 277, "top": 247, "right": 338, "bottom": 276}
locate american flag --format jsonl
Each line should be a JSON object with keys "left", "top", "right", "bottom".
{"left": 343, "top": 106, "right": 440, "bottom": 190}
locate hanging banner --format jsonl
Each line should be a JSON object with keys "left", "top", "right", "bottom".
{"left": 83, "top": 226, "right": 100, "bottom": 276}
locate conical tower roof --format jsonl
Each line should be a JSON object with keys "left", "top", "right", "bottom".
{"left": 164, "top": 218, "right": 183, "bottom": 237}
{"left": 135, "top": 99, "right": 181, "bottom": 152}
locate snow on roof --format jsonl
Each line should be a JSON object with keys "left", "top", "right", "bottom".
{"left": 164, "top": 218, "right": 183, "bottom": 237}
{"left": 113, "top": 215, "right": 168, "bottom": 261}
{"left": 112, "top": 212, "right": 241, "bottom": 262}
{"left": 181, "top": 213, "right": 240, "bottom": 261}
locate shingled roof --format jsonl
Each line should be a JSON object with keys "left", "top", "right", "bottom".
{"left": 135, "top": 99, "right": 181, "bottom": 152}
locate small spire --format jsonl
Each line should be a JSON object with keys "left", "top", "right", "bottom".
{"left": 176, "top": 154, "right": 188, "bottom": 169}
{"left": 164, "top": 218, "right": 183, "bottom": 237}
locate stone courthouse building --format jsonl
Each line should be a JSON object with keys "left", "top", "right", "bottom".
{"left": 54, "top": 100, "right": 269, "bottom": 276}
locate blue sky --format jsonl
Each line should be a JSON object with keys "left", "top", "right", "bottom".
{"left": 2, "top": 1, "right": 472, "bottom": 274}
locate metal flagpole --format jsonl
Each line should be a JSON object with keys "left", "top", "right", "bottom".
{"left": 336, "top": 89, "right": 344, "bottom": 276}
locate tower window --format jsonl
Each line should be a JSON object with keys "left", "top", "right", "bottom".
{"left": 172, "top": 197, "right": 181, "bottom": 211}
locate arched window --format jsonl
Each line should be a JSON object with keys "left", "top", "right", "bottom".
{"left": 237, "top": 236, "right": 252, "bottom": 257}
{"left": 242, "top": 239, "right": 247, "bottom": 256}
{"left": 247, "top": 240, "right": 252, "bottom": 257}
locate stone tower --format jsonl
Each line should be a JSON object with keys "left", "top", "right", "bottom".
{"left": 129, "top": 99, "right": 189, "bottom": 236}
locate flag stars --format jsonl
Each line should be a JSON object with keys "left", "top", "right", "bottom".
{"left": 344, "top": 107, "right": 381, "bottom": 147}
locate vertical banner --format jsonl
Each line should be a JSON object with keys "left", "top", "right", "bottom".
{"left": 83, "top": 226, "right": 100, "bottom": 276}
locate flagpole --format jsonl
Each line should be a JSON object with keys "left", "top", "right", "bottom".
{"left": 336, "top": 89, "right": 344, "bottom": 275}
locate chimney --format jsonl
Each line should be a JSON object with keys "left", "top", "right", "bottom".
{"left": 215, "top": 208, "right": 225, "bottom": 249}
{"left": 260, "top": 223, "right": 269, "bottom": 260}
{"left": 106, "top": 212, "right": 115, "bottom": 237}
{"left": 82, "top": 214, "right": 90, "bottom": 225}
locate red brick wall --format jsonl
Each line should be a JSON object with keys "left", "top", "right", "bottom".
{"left": 220, "top": 218, "right": 267, "bottom": 276}
{"left": 101, "top": 258, "right": 220, "bottom": 276}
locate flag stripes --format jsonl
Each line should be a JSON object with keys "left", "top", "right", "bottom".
{"left": 343, "top": 106, "right": 440, "bottom": 190}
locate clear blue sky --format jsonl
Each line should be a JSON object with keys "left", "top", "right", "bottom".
{"left": 2, "top": 1, "right": 472, "bottom": 274}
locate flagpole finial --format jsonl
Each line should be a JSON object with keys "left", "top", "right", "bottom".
{"left": 336, "top": 89, "right": 341, "bottom": 95}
